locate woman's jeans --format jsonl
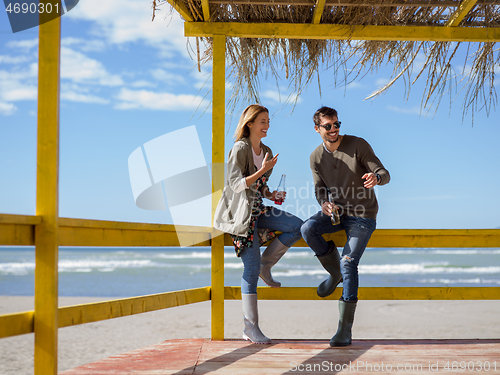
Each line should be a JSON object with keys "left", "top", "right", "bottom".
{"left": 301, "top": 212, "right": 376, "bottom": 301}
{"left": 240, "top": 207, "right": 303, "bottom": 294}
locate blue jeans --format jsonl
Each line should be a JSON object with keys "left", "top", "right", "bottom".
{"left": 301, "top": 212, "right": 376, "bottom": 301}
{"left": 240, "top": 207, "right": 303, "bottom": 294}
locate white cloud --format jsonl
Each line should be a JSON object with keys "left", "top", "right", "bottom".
{"left": 61, "top": 37, "right": 106, "bottom": 52}
{"left": 0, "top": 63, "right": 38, "bottom": 102}
{"left": 131, "top": 80, "right": 156, "bottom": 88}
{"left": 61, "top": 47, "right": 123, "bottom": 86}
{"left": 61, "top": 91, "right": 109, "bottom": 104}
{"left": 262, "top": 89, "right": 302, "bottom": 104}
{"left": 151, "top": 68, "right": 185, "bottom": 84}
{"left": 6, "top": 39, "right": 38, "bottom": 50}
{"left": 0, "top": 55, "right": 31, "bottom": 64}
{"left": 387, "top": 105, "right": 422, "bottom": 115}
{"left": 66, "top": 0, "right": 188, "bottom": 59}
{"left": 0, "top": 102, "right": 17, "bottom": 115}
{"left": 115, "top": 88, "right": 206, "bottom": 111}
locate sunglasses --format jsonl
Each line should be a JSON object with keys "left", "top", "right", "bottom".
{"left": 318, "top": 121, "right": 341, "bottom": 131}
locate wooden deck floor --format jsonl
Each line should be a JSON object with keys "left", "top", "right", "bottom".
{"left": 60, "top": 339, "right": 500, "bottom": 374}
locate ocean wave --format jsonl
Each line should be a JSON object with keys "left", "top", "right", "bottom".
{"left": 360, "top": 263, "right": 500, "bottom": 275}
{"left": 387, "top": 249, "right": 500, "bottom": 255}
{"left": 0, "top": 262, "right": 35, "bottom": 275}
{"left": 417, "top": 278, "right": 500, "bottom": 285}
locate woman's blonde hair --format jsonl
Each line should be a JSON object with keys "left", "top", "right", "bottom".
{"left": 234, "top": 104, "right": 269, "bottom": 142}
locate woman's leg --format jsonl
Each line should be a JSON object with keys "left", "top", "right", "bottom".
{"left": 257, "top": 208, "right": 303, "bottom": 286}
{"left": 239, "top": 217, "right": 271, "bottom": 343}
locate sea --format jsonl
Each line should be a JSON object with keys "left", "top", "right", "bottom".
{"left": 1, "top": 246, "right": 500, "bottom": 297}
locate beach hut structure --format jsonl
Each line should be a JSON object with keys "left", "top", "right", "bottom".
{"left": 0, "top": 0, "right": 500, "bottom": 374}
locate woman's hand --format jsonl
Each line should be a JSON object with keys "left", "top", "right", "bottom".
{"left": 270, "top": 190, "right": 286, "bottom": 202}
{"left": 261, "top": 152, "right": 278, "bottom": 174}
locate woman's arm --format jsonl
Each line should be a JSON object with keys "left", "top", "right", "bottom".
{"left": 244, "top": 152, "right": 278, "bottom": 188}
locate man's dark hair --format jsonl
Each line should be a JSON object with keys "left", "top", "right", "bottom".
{"left": 313, "top": 107, "right": 338, "bottom": 126}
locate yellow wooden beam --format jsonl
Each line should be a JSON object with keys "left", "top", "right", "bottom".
{"left": 446, "top": 0, "right": 479, "bottom": 26}
{"left": 165, "top": 0, "right": 195, "bottom": 21}
{"left": 58, "top": 218, "right": 212, "bottom": 247}
{"left": 0, "top": 311, "right": 34, "bottom": 339}
{"left": 35, "top": 8, "right": 61, "bottom": 375}
{"left": 59, "top": 287, "right": 211, "bottom": 328}
{"left": 225, "top": 286, "right": 500, "bottom": 300}
{"left": 202, "top": 0, "right": 210, "bottom": 21}
{"left": 185, "top": 22, "right": 500, "bottom": 42}
{"left": 223, "top": 229, "right": 500, "bottom": 248}
{"left": 211, "top": 34, "right": 226, "bottom": 341}
{"left": 312, "top": 0, "right": 327, "bottom": 24}
{"left": 0, "top": 288, "right": 210, "bottom": 339}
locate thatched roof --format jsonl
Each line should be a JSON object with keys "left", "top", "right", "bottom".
{"left": 153, "top": 0, "right": 500, "bottom": 118}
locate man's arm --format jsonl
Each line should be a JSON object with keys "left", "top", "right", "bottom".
{"left": 358, "top": 138, "right": 390, "bottom": 186}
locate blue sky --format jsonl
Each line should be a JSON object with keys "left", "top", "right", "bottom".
{"left": 1, "top": 1, "right": 499, "bottom": 230}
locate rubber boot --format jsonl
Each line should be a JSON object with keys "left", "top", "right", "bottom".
{"left": 317, "top": 241, "right": 342, "bottom": 297}
{"left": 260, "top": 238, "right": 289, "bottom": 287}
{"left": 242, "top": 293, "right": 272, "bottom": 344}
{"left": 330, "top": 298, "right": 357, "bottom": 347}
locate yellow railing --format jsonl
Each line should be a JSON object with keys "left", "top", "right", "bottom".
{"left": 2, "top": 213, "right": 500, "bottom": 340}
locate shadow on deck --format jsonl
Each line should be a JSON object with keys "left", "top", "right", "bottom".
{"left": 60, "top": 338, "right": 500, "bottom": 374}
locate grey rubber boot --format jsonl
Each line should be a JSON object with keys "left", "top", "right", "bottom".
{"left": 260, "top": 238, "right": 289, "bottom": 287}
{"left": 330, "top": 298, "right": 357, "bottom": 347}
{"left": 242, "top": 293, "right": 272, "bottom": 344}
{"left": 317, "top": 241, "right": 343, "bottom": 298}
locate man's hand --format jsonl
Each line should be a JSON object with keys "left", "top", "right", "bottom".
{"left": 321, "top": 201, "right": 334, "bottom": 216}
{"left": 362, "top": 172, "right": 378, "bottom": 188}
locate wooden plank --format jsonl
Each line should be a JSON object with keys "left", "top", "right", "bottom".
{"left": 211, "top": 33, "right": 226, "bottom": 341}
{"left": 312, "top": 0, "right": 326, "bottom": 24}
{"left": 0, "top": 310, "right": 34, "bottom": 338}
{"left": 35, "top": 6, "right": 61, "bottom": 374}
{"left": 0, "top": 223, "right": 36, "bottom": 246}
{"left": 184, "top": 22, "right": 500, "bottom": 42}
{"left": 224, "top": 286, "right": 500, "bottom": 300}
{"left": 209, "top": 0, "right": 500, "bottom": 5}
{"left": 0, "top": 213, "right": 42, "bottom": 225}
{"left": 446, "top": 0, "right": 479, "bottom": 26}
{"left": 165, "top": 0, "right": 195, "bottom": 21}
{"left": 58, "top": 287, "right": 210, "bottom": 328}
{"left": 59, "top": 339, "right": 500, "bottom": 374}
{"left": 202, "top": 0, "right": 210, "bottom": 20}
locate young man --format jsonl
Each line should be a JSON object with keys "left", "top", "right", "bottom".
{"left": 301, "top": 106, "right": 390, "bottom": 347}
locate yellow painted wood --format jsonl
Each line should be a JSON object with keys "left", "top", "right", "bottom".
{"left": 224, "top": 286, "right": 500, "bottom": 300}
{"left": 0, "top": 213, "right": 42, "bottom": 225}
{"left": 35, "top": 10, "right": 61, "bottom": 375}
{"left": 165, "top": 0, "right": 195, "bottom": 21}
{"left": 224, "top": 229, "right": 500, "bottom": 248}
{"left": 0, "top": 223, "right": 36, "bottom": 246}
{"left": 312, "top": 0, "right": 326, "bottom": 24}
{"left": 202, "top": 0, "right": 210, "bottom": 21}
{"left": 211, "top": 34, "right": 226, "bottom": 341}
{"left": 0, "top": 311, "right": 34, "bottom": 338}
{"left": 184, "top": 22, "right": 500, "bottom": 42}
{"left": 0, "top": 288, "right": 210, "bottom": 339}
{"left": 59, "top": 287, "right": 211, "bottom": 328}
{"left": 446, "top": 0, "right": 479, "bottom": 26}
{"left": 58, "top": 218, "right": 212, "bottom": 247}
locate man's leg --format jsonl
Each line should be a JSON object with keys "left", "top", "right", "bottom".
{"left": 339, "top": 216, "right": 376, "bottom": 301}
{"left": 301, "top": 211, "right": 344, "bottom": 297}
{"left": 330, "top": 215, "right": 376, "bottom": 347}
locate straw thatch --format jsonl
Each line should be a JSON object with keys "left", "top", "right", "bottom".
{"left": 153, "top": 0, "right": 500, "bottom": 118}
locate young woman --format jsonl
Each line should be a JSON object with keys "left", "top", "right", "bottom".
{"left": 214, "top": 104, "right": 303, "bottom": 344}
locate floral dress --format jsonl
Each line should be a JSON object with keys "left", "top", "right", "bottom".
{"left": 231, "top": 173, "right": 275, "bottom": 257}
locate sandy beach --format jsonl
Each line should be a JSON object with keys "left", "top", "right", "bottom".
{"left": 1, "top": 296, "right": 499, "bottom": 374}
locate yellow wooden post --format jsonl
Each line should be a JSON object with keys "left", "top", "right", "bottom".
{"left": 211, "top": 34, "right": 226, "bottom": 341}
{"left": 34, "top": 9, "right": 61, "bottom": 375}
